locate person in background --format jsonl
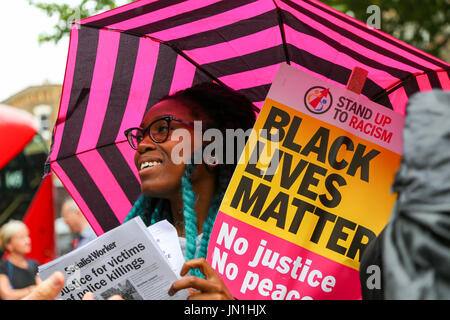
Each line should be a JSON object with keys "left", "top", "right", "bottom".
{"left": 54, "top": 215, "right": 74, "bottom": 257}
{"left": 359, "top": 90, "right": 450, "bottom": 299}
{"left": 61, "top": 198, "right": 97, "bottom": 249}
{"left": 0, "top": 220, "right": 40, "bottom": 299}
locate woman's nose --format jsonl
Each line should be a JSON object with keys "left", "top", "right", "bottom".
{"left": 137, "top": 134, "right": 157, "bottom": 152}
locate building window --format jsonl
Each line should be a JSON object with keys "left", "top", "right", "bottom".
{"left": 33, "top": 104, "right": 52, "bottom": 141}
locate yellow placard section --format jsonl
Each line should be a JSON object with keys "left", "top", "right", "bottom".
{"left": 219, "top": 99, "right": 401, "bottom": 270}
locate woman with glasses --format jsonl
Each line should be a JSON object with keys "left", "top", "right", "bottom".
{"left": 123, "top": 83, "right": 258, "bottom": 300}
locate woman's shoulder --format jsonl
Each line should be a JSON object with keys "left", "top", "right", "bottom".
{"left": 0, "top": 259, "right": 7, "bottom": 273}
{"left": 27, "top": 259, "right": 39, "bottom": 271}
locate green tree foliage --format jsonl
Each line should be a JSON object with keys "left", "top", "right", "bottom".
{"left": 29, "top": 0, "right": 449, "bottom": 60}
{"left": 27, "top": 0, "right": 133, "bottom": 44}
{"left": 322, "top": 0, "right": 449, "bottom": 60}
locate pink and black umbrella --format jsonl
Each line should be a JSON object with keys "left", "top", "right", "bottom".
{"left": 46, "top": 0, "right": 450, "bottom": 235}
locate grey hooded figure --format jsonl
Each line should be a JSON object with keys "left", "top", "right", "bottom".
{"left": 360, "top": 89, "right": 450, "bottom": 299}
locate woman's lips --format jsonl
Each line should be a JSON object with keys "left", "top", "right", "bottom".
{"left": 139, "top": 160, "right": 162, "bottom": 171}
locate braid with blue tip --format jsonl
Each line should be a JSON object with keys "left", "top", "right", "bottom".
{"left": 181, "top": 163, "right": 199, "bottom": 268}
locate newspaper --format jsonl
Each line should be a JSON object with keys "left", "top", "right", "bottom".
{"left": 38, "top": 217, "right": 188, "bottom": 300}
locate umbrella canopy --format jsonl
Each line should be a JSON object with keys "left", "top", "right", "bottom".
{"left": 0, "top": 104, "right": 39, "bottom": 170}
{"left": 47, "top": 0, "right": 450, "bottom": 235}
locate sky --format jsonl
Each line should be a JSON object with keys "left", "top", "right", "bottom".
{"left": 0, "top": 0, "right": 128, "bottom": 102}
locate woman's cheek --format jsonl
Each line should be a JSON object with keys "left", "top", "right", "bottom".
{"left": 169, "top": 129, "right": 194, "bottom": 164}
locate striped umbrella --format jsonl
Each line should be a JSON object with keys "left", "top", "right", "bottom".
{"left": 47, "top": 0, "right": 450, "bottom": 235}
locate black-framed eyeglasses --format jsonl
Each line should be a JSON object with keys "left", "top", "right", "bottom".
{"left": 124, "top": 116, "right": 195, "bottom": 150}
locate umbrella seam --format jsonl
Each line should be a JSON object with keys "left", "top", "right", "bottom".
{"left": 73, "top": 22, "right": 164, "bottom": 43}
{"left": 49, "top": 139, "right": 129, "bottom": 164}
{"left": 373, "top": 67, "right": 450, "bottom": 102}
{"left": 274, "top": 1, "right": 291, "bottom": 65}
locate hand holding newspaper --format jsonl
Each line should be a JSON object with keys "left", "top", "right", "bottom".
{"left": 38, "top": 217, "right": 188, "bottom": 300}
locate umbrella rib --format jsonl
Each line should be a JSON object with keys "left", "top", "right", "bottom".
{"left": 73, "top": 22, "right": 162, "bottom": 43}
{"left": 274, "top": 1, "right": 291, "bottom": 65}
{"left": 49, "top": 140, "right": 129, "bottom": 164}
{"left": 373, "top": 78, "right": 413, "bottom": 102}
{"left": 372, "top": 67, "right": 450, "bottom": 103}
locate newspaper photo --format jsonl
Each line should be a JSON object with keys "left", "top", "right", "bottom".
{"left": 38, "top": 217, "right": 188, "bottom": 300}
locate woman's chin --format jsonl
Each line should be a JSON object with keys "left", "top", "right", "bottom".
{"left": 20, "top": 248, "right": 31, "bottom": 255}
{"left": 140, "top": 182, "right": 178, "bottom": 199}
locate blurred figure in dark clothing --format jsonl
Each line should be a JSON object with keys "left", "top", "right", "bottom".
{"left": 360, "top": 90, "right": 450, "bottom": 299}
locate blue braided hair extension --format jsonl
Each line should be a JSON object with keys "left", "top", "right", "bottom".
{"left": 181, "top": 164, "right": 233, "bottom": 278}
{"left": 180, "top": 163, "right": 199, "bottom": 275}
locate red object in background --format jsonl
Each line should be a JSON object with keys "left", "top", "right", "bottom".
{"left": 0, "top": 104, "right": 55, "bottom": 264}
{"left": 22, "top": 174, "right": 56, "bottom": 264}
{"left": 0, "top": 104, "right": 39, "bottom": 170}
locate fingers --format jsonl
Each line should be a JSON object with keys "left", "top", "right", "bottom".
{"left": 179, "top": 258, "right": 216, "bottom": 279}
{"left": 169, "top": 258, "right": 233, "bottom": 300}
{"left": 187, "top": 292, "right": 229, "bottom": 300}
{"left": 22, "top": 271, "right": 65, "bottom": 300}
{"left": 168, "top": 275, "right": 219, "bottom": 296}
{"left": 82, "top": 292, "right": 95, "bottom": 300}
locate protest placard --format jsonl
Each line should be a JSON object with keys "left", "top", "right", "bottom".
{"left": 207, "top": 63, "right": 404, "bottom": 300}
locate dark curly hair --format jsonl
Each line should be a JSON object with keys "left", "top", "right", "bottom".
{"left": 166, "top": 82, "right": 258, "bottom": 132}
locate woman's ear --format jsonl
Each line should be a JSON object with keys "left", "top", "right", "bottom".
{"left": 202, "top": 136, "right": 224, "bottom": 169}
{"left": 4, "top": 241, "right": 12, "bottom": 253}
{"left": 205, "top": 155, "right": 219, "bottom": 168}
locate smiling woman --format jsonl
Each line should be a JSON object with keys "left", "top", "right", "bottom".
{"left": 122, "top": 82, "right": 258, "bottom": 299}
